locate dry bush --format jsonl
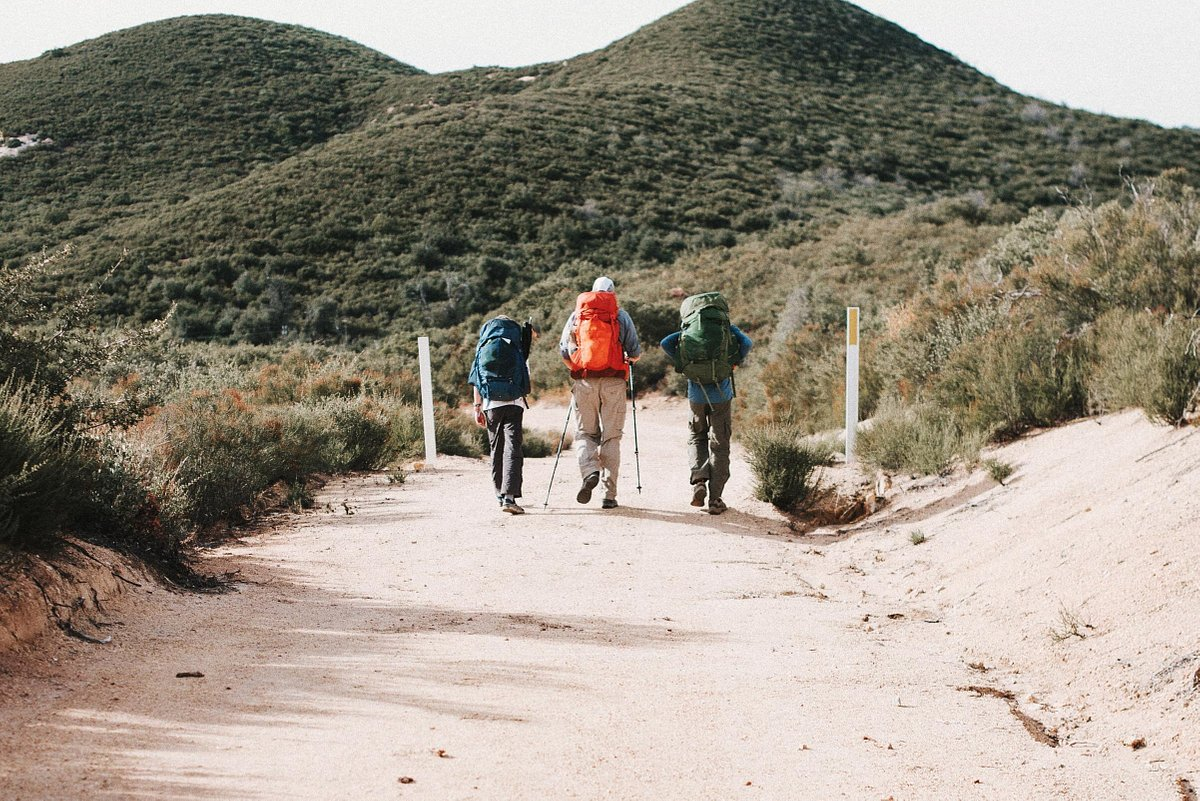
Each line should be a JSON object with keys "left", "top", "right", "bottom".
{"left": 0, "top": 382, "right": 82, "bottom": 548}
{"left": 1088, "top": 309, "right": 1200, "bottom": 425}
{"left": 929, "top": 312, "right": 1088, "bottom": 438}
{"left": 858, "top": 397, "right": 985, "bottom": 476}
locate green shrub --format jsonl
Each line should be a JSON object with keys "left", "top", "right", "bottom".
{"left": 1045, "top": 176, "right": 1200, "bottom": 322}
{"left": 324, "top": 398, "right": 392, "bottom": 469}
{"left": 760, "top": 325, "right": 882, "bottom": 432}
{"left": 930, "top": 315, "right": 1087, "bottom": 438}
{"left": 157, "top": 390, "right": 276, "bottom": 525}
{"left": 74, "top": 437, "right": 191, "bottom": 565}
{"left": 743, "top": 426, "right": 836, "bottom": 511}
{"left": 384, "top": 404, "right": 427, "bottom": 460}
{"left": 382, "top": 401, "right": 485, "bottom": 461}
{"left": 1089, "top": 309, "right": 1200, "bottom": 425}
{"left": 630, "top": 349, "right": 672, "bottom": 393}
{"left": 858, "top": 398, "right": 985, "bottom": 476}
{"left": 435, "top": 407, "right": 488, "bottom": 458}
{"left": 0, "top": 383, "right": 82, "bottom": 548}
{"left": 983, "top": 458, "right": 1015, "bottom": 484}
{"left": 522, "top": 428, "right": 571, "bottom": 459}
{"left": 267, "top": 403, "right": 344, "bottom": 478}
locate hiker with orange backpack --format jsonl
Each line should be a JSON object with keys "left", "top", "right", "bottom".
{"left": 558, "top": 276, "right": 642, "bottom": 509}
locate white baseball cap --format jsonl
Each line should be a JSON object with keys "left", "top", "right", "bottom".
{"left": 592, "top": 276, "right": 615, "bottom": 293}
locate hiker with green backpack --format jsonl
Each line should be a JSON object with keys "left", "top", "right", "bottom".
{"left": 469, "top": 316, "right": 538, "bottom": 515}
{"left": 660, "top": 293, "right": 753, "bottom": 515}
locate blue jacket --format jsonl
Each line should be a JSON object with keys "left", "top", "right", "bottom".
{"left": 661, "top": 326, "right": 753, "bottom": 405}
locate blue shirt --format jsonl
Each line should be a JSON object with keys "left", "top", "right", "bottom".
{"left": 660, "top": 326, "right": 753, "bottom": 405}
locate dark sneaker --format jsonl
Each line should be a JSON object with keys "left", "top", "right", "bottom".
{"left": 601, "top": 498, "right": 619, "bottom": 510}
{"left": 576, "top": 471, "right": 600, "bottom": 504}
{"left": 706, "top": 498, "right": 727, "bottom": 515}
{"left": 497, "top": 494, "right": 504, "bottom": 508}
{"left": 690, "top": 483, "right": 707, "bottom": 508}
{"left": 502, "top": 499, "right": 525, "bottom": 515}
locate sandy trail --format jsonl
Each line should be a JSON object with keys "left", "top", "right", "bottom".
{"left": 0, "top": 399, "right": 1193, "bottom": 799}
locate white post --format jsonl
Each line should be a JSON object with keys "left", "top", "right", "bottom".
{"left": 418, "top": 336, "right": 437, "bottom": 465}
{"left": 845, "top": 307, "right": 860, "bottom": 465}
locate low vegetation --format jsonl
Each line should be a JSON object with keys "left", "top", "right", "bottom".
{"left": 857, "top": 398, "right": 985, "bottom": 476}
{"left": 983, "top": 459, "right": 1015, "bottom": 485}
{"left": 837, "top": 174, "right": 1200, "bottom": 476}
{"left": 0, "top": 250, "right": 483, "bottom": 575}
{"left": 744, "top": 426, "right": 837, "bottom": 512}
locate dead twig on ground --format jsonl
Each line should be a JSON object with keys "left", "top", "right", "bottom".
{"left": 958, "top": 685, "right": 1059, "bottom": 747}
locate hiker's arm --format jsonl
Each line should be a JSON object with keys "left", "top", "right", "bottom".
{"left": 659, "top": 331, "right": 680, "bottom": 359}
{"left": 472, "top": 387, "right": 485, "bottom": 427}
{"left": 618, "top": 309, "right": 642, "bottom": 361}
{"left": 558, "top": 313, "right": 576, "bottom": 364}
{"left": 731, "top": 325, "right": 753, "bottom": 367}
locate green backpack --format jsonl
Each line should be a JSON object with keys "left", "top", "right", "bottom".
{"left": 674, "top": 292, "right": 734, "bottom": 383}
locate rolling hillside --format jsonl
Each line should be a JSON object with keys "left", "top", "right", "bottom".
{"left": 0, "top": 16, "right": 418, "bottom": 261}
{"left": 2, "top": 0, "right": 1198, "bottom": 348}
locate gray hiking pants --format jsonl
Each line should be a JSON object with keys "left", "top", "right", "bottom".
{"left": 689, "top": 400, "right": 732, "bottom": 501}
{"left": 486, "top": 405, "right": 524, "bottom": 498}
{"left": 572, "top": 376, "right": 627, "bottom": 500}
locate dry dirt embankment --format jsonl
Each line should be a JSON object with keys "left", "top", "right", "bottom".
{"left": 0, "top": 399, "right": 1195, "bottom": 800}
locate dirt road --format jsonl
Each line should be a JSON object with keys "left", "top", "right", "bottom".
{"left": 0, "top": 399, "right": 1189, "bottom": 799}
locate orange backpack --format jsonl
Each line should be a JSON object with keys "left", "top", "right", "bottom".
{"left": 570, "top": 291, "right": 627, "bottom": 377}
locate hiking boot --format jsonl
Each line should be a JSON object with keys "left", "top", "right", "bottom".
{"left": 706, "top": 498, "right": 727, "bottom": 515}
{"left": 576, "top": 471, "right": 600, "bottom": 504}
{"left": 601, "top": 498, "right": 619, "bottom": 510}
{"left": 502, "top": 498, "right": 525, "bottom": 515}
{"left": 690, "top": 482, "right": 707, "bottom": 508}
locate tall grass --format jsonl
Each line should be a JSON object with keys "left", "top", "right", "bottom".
{"left": 0, "top": 383, "right": 81, "bottom": 548}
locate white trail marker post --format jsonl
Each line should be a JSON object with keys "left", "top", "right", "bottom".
{"left": 845, "top": 307, "right": 860, "bottom": 465}
{"left": 418, "top": 336, "right": 437, "bottom": 466}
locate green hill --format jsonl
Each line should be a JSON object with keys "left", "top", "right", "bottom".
{"left": 2, "top": 0, "right": 1198, "bottom": 347}
{"left": 0, "top": 15, "right": 418, "bottom": 257}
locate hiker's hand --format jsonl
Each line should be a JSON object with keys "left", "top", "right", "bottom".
{"left": 474, "top": 406, "right": 486, "bottom": 427}
{"left": 626, "top": 355, "right": 640, "bottom": 364}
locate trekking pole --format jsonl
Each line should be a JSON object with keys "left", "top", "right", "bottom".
{"left": 628, "top": 363, "right": 642, "bottom": 494}
{"left": 543, "top": 396, "right": 575, "bottom": 508}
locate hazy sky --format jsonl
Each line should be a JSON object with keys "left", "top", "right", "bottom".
{"left": 2, "top": 1, "right": 1197, "bottom": 129}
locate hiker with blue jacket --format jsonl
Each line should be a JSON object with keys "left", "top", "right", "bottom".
{"left": 469, "top": 316, "right": 537, "bottom": 515}
{"left": 660, "top": 293, "right": 752, "bottom": 515}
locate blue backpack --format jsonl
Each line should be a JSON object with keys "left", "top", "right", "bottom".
{"left": 469, "top": 317, "right": 530, "bottom": 401}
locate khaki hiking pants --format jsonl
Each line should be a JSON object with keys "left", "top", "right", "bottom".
{"left": 572, "top": 376, "right": 627, "bottom": 500}
{"left": 689, "top": 400, "right": 732, "bottom": 502}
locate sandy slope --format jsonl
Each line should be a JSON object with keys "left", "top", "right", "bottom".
{"left": 0, "top": 399, "right": 1195, "bottom": 800}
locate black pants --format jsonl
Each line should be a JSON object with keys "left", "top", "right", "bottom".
{"left": 486, "top": 405, "right": 524, "bottom": 498}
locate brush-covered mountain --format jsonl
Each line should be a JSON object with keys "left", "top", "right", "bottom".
{"left": 2, "top": 0, "right": 1198, "bottom": 345}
